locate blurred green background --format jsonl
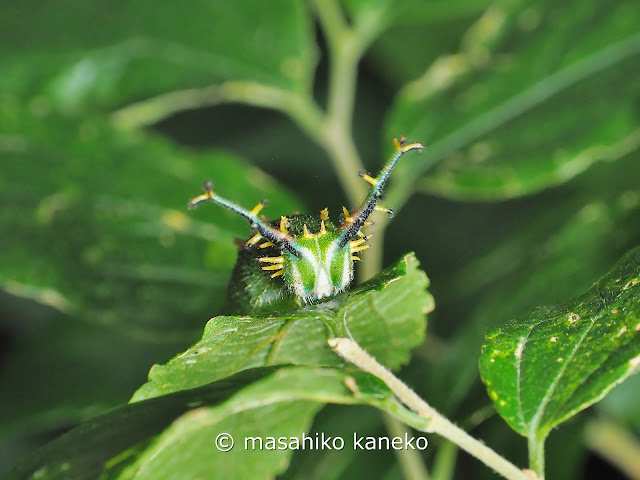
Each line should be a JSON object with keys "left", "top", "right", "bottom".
{"left": 1, "top": 0, "right": 639, "bottom": 478}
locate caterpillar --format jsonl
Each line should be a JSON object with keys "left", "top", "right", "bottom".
{"left": 189, "top": 137, "right": 423, "bottom": 314}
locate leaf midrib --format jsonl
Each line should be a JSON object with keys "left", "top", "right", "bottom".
{"left": 389, "top": 31, "right": 640, "bottom": 207}
{"left": 524, "top": 313, "right": 598, "bottom": 438}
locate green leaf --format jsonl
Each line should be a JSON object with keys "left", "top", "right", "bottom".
{"left": 0, "top": 99, "right": 301, "bottom": 333}
{"left": 120, "top": 368, "right": 372, "bottom": 480}
{"left": 0, "top": 312, "right": 181, "bottom": 440}
{"left": 132, "top": 253, "right": 433, "bottom": 400}
{"left": 3, "top": 368, "right": 277, "bottom": 480}
{"left": 5, "top": 367, "right": 403, "bottom": 480}
{"left": 0, "top": 100, "right": 302, "bottom": 434}
{"left": 349, "top": 0, "right": 493, "bottom": 88}
{"left": 0, "top": 0, "right": 315, "bottom": 112}
{"left": 385, "top": 0, "right": 640, "bottom": 201}
{"left": 427, "top": 152, "right": 640, "bottom": 412}
{"left": 479, "top": 245, "right": 640, "bottom": 440}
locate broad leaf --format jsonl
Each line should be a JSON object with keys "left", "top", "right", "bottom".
{"left": 479, "top": 245, "right": 640, "bottom": 439}
{"left": 3, "top": 368, "right": 277, "bottom": 480}
{"left": 0, "top": 0, "right": 315, "bottom": 112}
{"left": 4, "top": 367, "right": 403, "bottom": 480}
{"left": 121, "top": 368, "right": 389, "bottom": 480}
{"left": 412, "top": 151, "right": 640, "bottom": 414}
{"left": 0, "top": 101, "right": 301, "bottom": 435}
{"left": 356, "top": 0, "right": 493, "bottom": 89}
{"left": 0, "top": 100, "right": 301, "bottom": 335}
{"left": 132, "top": 253, "right": 433, "bottom": 400}
{"left": 385, "top": 0, "right": 640, "bottom": 201}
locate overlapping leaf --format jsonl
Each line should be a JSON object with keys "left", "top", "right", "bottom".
{"left": 422, "top": 153, "right": 640, "bottom": 412}
{"left": 479, "top": 245, "right": 640, "bottom": 439}
{"left": 385, "top": 0, "right": 640, "bottom": 201}
{"left": 3, "top": 368, "right": 276, "bottom": 480}
{"left": 0, "top": 0, "right": 315, "bottom": 112}
{"left": 121, "top": 368, "right": 386, "bottom": 480}
{"left": 3, "top": 250, "right": 431, "bottom": 480}
{"left": 4, "top": 360, "right": 416, "bottom": 479}
{"left": 132, "top": 253, "right": 433, "bottom": 400}
{"left": 0, "top": 100, "right": 301, "bottom": 436}
{"left": 0, "top": 100, "right": 301, "bottom": 330}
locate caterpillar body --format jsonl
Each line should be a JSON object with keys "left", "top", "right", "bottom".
{"left": 189, "top": 138, "right": 423, "bottom": 314}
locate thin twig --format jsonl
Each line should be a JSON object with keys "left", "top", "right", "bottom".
{"left": 111, "top": 81, "right": 326, "bottom": 143}
{"left": 310, "top": 0, "right": 356, "bottom": 130}
{"left": 309, "top": 0, "right": 396, "bottom": 274}
{"left": 309, "top": 0, "right": 367, "bottom": 206}
{"left": 329, "top": 338, "right": 533, "bottom": 480}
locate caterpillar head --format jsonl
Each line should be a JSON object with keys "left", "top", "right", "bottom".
{"left": 189, "top": 138, "right": 423, "bottom": 304}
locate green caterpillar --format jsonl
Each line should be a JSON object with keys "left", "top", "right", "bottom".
{"left": 189, "top": 137, "right": 423, "bottom": 314}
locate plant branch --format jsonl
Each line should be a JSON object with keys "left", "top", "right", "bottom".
{"left": 110, "top": 81, "right": 325, "bottom": 142}
{"left": 309, "top": 0, "right": 366, "bottom": 206}
{"left": 320, "top": 126, "right": 367, "bottom": 207}
{"left": 109, "top": 78, "right": 367, "bottom": 207}
{"left": 329, "top": 338, "right": 532, "bottom": 480}
{"left": 111, "top": 1, "right": 389, "bottom": 218}
{"left": 310, "top": 0, "right": 356, "bottom": 131}
{"left": 309, "top": 0, "right": 389, "bottom": 208}
{"left": 309, "top": 0, "right": 396, "bottom": 278}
